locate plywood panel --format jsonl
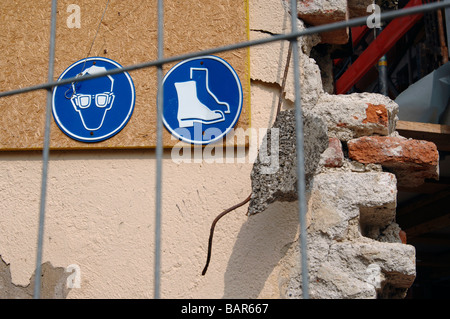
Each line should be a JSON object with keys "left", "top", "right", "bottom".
{"left": 0, "top": 0, "right": 250, "bottom": 150}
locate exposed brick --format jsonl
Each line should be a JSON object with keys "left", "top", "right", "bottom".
{"left": 347, "top": 136, "right": 439, "bottom": 186}
{"left": 348, "top": 136, "right": 438, "bottom": 167}
{"left": 363, "top": 104, "right": 388, "bottom": 127}
{"left": 399, "top": 230, "right": 407, "bottom": 244}
{"left": 320, "top": 137, "right": 344, "bottom": 167}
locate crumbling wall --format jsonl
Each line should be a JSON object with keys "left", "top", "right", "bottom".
{"left": 0, "top": 255, "right": 70, "bottom": 299}
{"left": 248, "top": 0, "right": 439, "bottom": 298}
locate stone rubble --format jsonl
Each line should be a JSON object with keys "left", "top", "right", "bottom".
{"left": 249, "top": 0, "right": 439, "bottom": 299}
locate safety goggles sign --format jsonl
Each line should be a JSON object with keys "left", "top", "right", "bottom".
{"left": 52, "top": 57, "right": 135, "bottom": 143}
{"left": 162, "top": 55, "right": 243, "bottom": 145}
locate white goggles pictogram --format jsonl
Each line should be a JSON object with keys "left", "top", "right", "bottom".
{"left": 72, "top": 92, "right": 114, "bottom": 109}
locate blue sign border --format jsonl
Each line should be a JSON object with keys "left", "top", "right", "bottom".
{"left": 52, "top": 57, "right": 135, "bottom": 143}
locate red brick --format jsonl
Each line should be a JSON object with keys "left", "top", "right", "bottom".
{"left": 362, "top": 104, "right": 388, "bottom": 127}
{"left": 347, "top": 136, "right": 439, "bottom": 186}
{"left": 399, "top": 230, "right": 407, "bottom": 244}
{"left": 347, "top": 136, "right": 438, "bottom": 167}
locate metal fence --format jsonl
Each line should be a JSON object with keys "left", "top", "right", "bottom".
{"left": 1, "top": 0, "right": 449, "bottom": 299}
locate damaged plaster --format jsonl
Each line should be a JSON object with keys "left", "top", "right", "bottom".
{"left": 0, "top": 255, "right": 70, "bottom": 299}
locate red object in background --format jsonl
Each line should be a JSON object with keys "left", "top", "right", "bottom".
{"left": 333, "top": 25, "right": 369, "bottom": 66}
{"left": 335, "top": 0, "right": 424, "bottom": 94}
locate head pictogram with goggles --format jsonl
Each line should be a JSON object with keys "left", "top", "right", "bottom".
{"left": 69, "top": 65, "right": 116, "bottom": 131}
{"left": 52, "top": 57, "right": 135, "bottom": 143}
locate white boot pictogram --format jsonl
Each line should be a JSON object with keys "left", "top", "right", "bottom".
{"left": 175, "top": 68, "right": 229, "bottom": 128}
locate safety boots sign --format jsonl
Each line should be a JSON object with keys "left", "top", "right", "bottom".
{"left": 52, "top": 55, "right": 242, "bottom": 145}
{"left": 162, "top": 56, "right": 243, "bottom": 145}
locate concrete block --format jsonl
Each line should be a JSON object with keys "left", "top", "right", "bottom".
{"left": 248, "top": 110, "right": 329, "bottom": 215}
{"left": 313, "top": 93, "right": 399, "bottom": 141}
{"left": 312, "top": 241, "right": 416, "bottom": 298}
{"left": 279, "top": 171, "right": 414, "bottom": 299}
{"left": 311, "top": 172, "right": 398, "bottom": 232}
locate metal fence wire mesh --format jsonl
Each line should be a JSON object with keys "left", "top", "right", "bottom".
{"left": 0, "top": 0, "right": 449, "bottom": 299}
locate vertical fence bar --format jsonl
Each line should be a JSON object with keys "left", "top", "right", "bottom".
{"left": 154, "top": 0, "right": 164, "bottom": 299}
{"left": 377, "top": 27, "right": 388, "bottom": 96}
{"left": 33, "top": 0, "right": 57, "bottom": 299}
{"left": 290, "top": 0, "right": 309, "bottom": 298}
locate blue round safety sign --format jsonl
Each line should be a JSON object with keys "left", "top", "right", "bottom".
{"left": 52, "top": 57, "right": 135, "bottom": 142}
{"left": 162, "top": 55, "right": 243, "bottom": 145}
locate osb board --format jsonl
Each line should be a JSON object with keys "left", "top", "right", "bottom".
{"left": 0, "top": 0, "right": 250, "bottom": 150}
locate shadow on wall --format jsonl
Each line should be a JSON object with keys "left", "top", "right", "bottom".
{"left": 223, "top": 200, "right": 299, "bottom": 298}
{"left": 221, "top": 110, "right": 328, "bottom": 298}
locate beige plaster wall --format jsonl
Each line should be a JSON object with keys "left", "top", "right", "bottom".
{"left": 0, "top": 93, "right": 283, "bottom": 299}
{"left": 0, "top": 87, "right": 300, "bottom": 299}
